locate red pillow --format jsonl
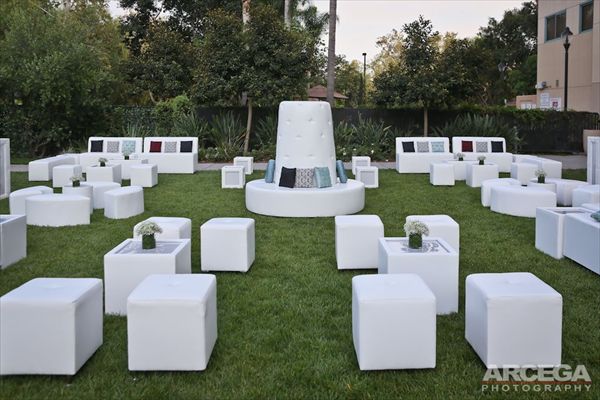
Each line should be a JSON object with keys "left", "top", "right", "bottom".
{"left": 461, "top": 140, "right": 473, "bottom": 152}
{"left": 149, "top": 141, "right": 162, "bottom": 153}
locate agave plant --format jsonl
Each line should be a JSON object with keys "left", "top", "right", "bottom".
{"left": 209, "top": 112, "right": 245, "bottom": 160}
{"left": 172, "top": 111, "right": 210, "bottom": 144}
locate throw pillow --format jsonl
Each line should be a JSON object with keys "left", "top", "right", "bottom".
{"left": 106, "top": 141, "right": 120, "bottom": 153}
{"left": 402, "top": 141, "right": 415, "bottom": 153}
{"left": 591, "top": 211, "right": 600, "bottom": 222}
{"left": 295, "top": 168, "right": 315, "bottom": 188}
{"left": 264, "top": 159, "right": 276, "bottom": 183}
{"left": 461, "top": 140, "right": 473, "bottom": 152}
{"left": 279, "top": 167, "right": 296, "bottom": 188}
{"left": 122, "top": 140, "right": 136, "bottom": 155}
{"left": 164, "top": 141, "right": 177, "bottom": 153}
{"left": 416, "top": 141, "right": 429, "bottom": 153}
{"left": 431, "top": 141, "right": 445, "bottom": 153}
{"left": 314, "top": 167, "right": 332, "bottom": 188}
{"left": 491, "top": 141, "right": 504, "bottom": 153}
{"left": 90, "top": 140, "right": 103, "bottom": 152}
{"left": 149, "top": 141, "right": 162, "bottom": 153}
{"left": 475, "top": 141, "right": 489, "bottom": 153}
{"left": 180, "top": 140, "right": 193, "bottom": 153}
{"left": 336, "top": 160, "right": 348, "bottom": 183}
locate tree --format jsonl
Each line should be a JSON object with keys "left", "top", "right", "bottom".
{"left": 326, "top": 0, "right": 337, "bottom": 105}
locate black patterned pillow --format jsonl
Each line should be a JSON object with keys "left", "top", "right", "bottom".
{"left": 90, "top": 140, "right": 103, "bottom": 152}
{"left": 295, "top": 168, "right": 315, "bottom": 188}
{"left": 416, "top": 141, "right": 429, "bottom": 153}
{"left": 475, "top": 141, "right": 488, "bottom": 152}
{"left": 106, "top": 141, "right": 120, "bottom": 153}
{"left": 164, "top": 141, "right": 177, "bottom": 153}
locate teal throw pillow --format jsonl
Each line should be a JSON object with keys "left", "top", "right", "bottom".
{"left": 314, "top": 167, "right": 332, "bottom": 188}
{"left": 336, "top": 160, "right": 348, "bottom": 183}
{"left": 122, "top": 140, "right": 136, "bottom": 155}
{"left": 431, "top": 141, "right": 445, "bottom": 153}
{"left": 264, "top": 159, "right": 276, "bottom": 183}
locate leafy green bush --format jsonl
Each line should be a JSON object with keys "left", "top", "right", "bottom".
{"left": 334, "top": 115, "right": 394, "bottom": 161}
{"left": 203, "top": 111, "right": 245, "bottom": 161}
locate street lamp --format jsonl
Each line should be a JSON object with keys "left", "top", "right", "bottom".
{"left": 362, "top": 52, "right": 367, "bottom": 106}
{"left": 562, "top": 27, "right": 573, "bottom": 111}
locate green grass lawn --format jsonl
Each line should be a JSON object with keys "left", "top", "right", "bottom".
{"left": 1, "top": 170, "right": 598, "bottom": 399}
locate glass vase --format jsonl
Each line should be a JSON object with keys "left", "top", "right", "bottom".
{"left": 538, "top": 176, "right": 545, "bottom": 184}
{"left": 142, "top": 234, "right": 156, "bottom": 250}
{"left": 73, "top": 180, "right": 80, "bottom": 187}
{"left": 408, "top": 233, "right": 422, "bottom": 249}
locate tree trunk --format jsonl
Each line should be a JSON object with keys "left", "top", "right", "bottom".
{"left": 423, "top": 107, "right": 429, "bottom": 137}
{"left": 242, "top": 0, "right": 251, "bottom": 24}
{"left": 284, "top": 0, "right": 291, "bottom": 27}
{"left": 244, "top": 98, "right": 253, "bottom": 154}
{"left": 326, "top": 0, "right": 337, "bottom": 106}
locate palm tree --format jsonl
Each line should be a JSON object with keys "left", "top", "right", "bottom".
{"left": 242, "top": 0, "right": 252, "bottom": 153}
{"left": 326, "top": 0, "right": 337, "bottom": 106}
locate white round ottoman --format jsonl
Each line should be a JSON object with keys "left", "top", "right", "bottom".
{"left": 52, "top": 164, "right": 82, "bottom": 188}
{"left": 81, "top": 182, "right": 121, "bottom": 209}
{"left": 572, "top": 184, "right": 600, "bottom": 207}
{"left": 25, "top": 194, "right": 91, "bottom": 226}
{"left": 9, "top": 186, "right": 54, "bottom": 215}
{"left": 490, "top": 186, "right": 556, "bottom": 218}
{"left": 480, "top": 178, "right": 521, "bottom": 207}
{"left": 104, "top": 186, "right": 144, "bottom": 219}
{"left": 130, "top": 164, "right": 158, "bottom": 188}
{"left": 63, "top": 185, "right": 94, "bottom": 214}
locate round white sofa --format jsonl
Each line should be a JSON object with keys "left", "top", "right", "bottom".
{"left": 480, "top": 178, "right": 521, "bottom": 207}
{"left": 490, "top": 186, "right": 556, "bottom": 218}
{"left": 246, "top": 179, "right": 365, "bottom": 217}
{"left": 9, "top": 186, "right": 54, "bottom": 215}
{"left": 26, "top": 194, "right": 90, "bottom": 226}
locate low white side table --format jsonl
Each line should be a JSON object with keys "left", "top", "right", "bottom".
{"left": 0, "top": 215, "right": 27, "bottom": 269}
{"left": 355, "top": 166, "right": 379, "bottom": 188}
{"left": 130, "top": 164, "right": 158, "bottom": 187}
{"left": 233, "top": 156, "right": 254, "bottom": 175}
{"left": 221, "top": 166, "right": 245, "bottom": 189}
{"left": 86, "top": 164, "right": 122, "bottom": 184}
{"left": 352, "top": 156, "right": 371, "bottom": 176}
{"left": 111, "top": 158, "right": 148, "bottom": 180}
{"left": 466, "top": 163, "right": 499, "bottom": 188}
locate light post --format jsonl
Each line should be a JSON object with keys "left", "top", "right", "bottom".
{"left": 362, "top": 52, "right": 367, "bottom": 106}
{"left": 562, "top": 27, "right": 573, "bottom": 111}
{"left": 497, "top": 62, "right": 508, "bottom": 105}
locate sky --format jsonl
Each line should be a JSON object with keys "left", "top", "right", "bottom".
{"left": 109, "top": 0, "right": 526, "bottom": 62}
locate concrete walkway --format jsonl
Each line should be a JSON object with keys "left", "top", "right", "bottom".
{"left": 11, "top": 155, "right": 587, "bottom": 172}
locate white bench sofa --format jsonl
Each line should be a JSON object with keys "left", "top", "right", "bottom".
{"left": 142, "top": 137, "right": 198, "bottom": 174}
{"left": 452, "top": 136, "right": 513, "bottom": 172}
{"left": 28, "top": 155, "right": 77, "bottom": 181}
{"left": 79, "top": 137, "right": 143, "bottom": 172}
{"left": 490, "top": 186, "right": 557, "bottom": 218}
{"left": 515, "top": 155, "right": 562, "bottom": 179}
{"left": 395, "top": 137, "right": 453, "bottom": 173}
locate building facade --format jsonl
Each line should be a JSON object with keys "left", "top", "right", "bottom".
{"left": 536, "top": 0, "right": 599, "bottom": 113}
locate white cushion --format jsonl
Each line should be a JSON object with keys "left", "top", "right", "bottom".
{"left": 104, "top": 186, "right": 144, "bottom": 219}
{"left": 335, "top": 215, "right": 384, "bottom": 269}
{"left": 406, "top": 215, "right": 459, "bottom": 252}
{"left": 26, "top": 194, "right": 90, "bottom": 227}
{"left": 9, "top": 186, "right": 53, "bottom": 215}
{"left": 200, "top": 218, "right": 255, "bottom": 272}
{"left": 133, "top": 217, "right": 192, "bottom": 240}
{"left": 490, "top": 186, "right": 556, "bottom": 218}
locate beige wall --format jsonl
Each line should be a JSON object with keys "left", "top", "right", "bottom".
{"left": 536, "top": 0, "right": 599, "bottom": 114}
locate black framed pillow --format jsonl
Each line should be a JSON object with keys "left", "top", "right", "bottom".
{"left": 491, "top": 141, "right": 504, "bottom": 153}
{"left": 402, "top": 141, "right": 415, "bottom": 153}
{"left": 180, "top": 140, "right": 193, "bottom": 153}
{"left": 90, "top": 140, "right": 103, "bottom": 152}
{"left": 279, "top": 167, "right": 296, "bottom": 188}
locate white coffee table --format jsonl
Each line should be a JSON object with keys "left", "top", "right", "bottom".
{"left": 378, "top": 237, "right": 459, "bottom": 314}
{"left": 111, "top": 158, "right": 148, "bottom": 180}
{"left": 86, "top": 164, "right": 122, "bottom": 184}
{"left": 0, "top": 215, "right": 27, "bottom": 269}
{"left": 103, "top": 238, "right": 191, "bottom": 315}
{"left": 535, "top": 207, "right": 589, "bottom": 259}
{"left": 466, "top": 163, "right": 499, "bottom": 188}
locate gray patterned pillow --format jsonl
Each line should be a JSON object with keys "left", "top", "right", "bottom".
{"left": 164, "top": 141, "right": 177, "bottom": 153}
{"left": 476, "top": 141, "right": 488, "bottom": 152}
{"left": 416, "top": 141, "right": 429, "bottom": 153}
{"left": 106, "top": 141, "right": 120, "bottom": 153}
{"left": 295, "top": 168, "right": 315, "bottom": 188}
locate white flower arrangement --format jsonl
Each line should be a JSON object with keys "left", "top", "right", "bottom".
{"left": 535, "top": 168, "right": 546, "bottom": 178}
{"left": 69, "top": 175, "right": 84, "bottom": 182}
{"left": 135, "top": 221, "right": 163, "bottom": 236}
{"left": 455, "top": 152, "right": 464, "bottom": 160}
{"left": 477, "top": 155, "right": 486, "bottom": 162}
{"left": 98, "top": 157, "right": 108, "bottom": 163}
{"left": 404, "top": 220, "right": 429, "bottom": 236}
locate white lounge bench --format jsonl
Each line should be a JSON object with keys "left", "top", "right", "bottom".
{"left": 26, "top": 194, "right": 90, "bottom": 226}
{"left": 516, "top": 155, "right": 562, "bottom": 179}
{"left": 79, "top": 137, "right": 143, "bottom": 172}
{"left": 9, "top": 186, "right": 54, "bottom": 215}
{"left": 396, "top": 137, "right": 453, "bottom": 173}
{"left": 480, "top": 178, "right": 521, "bottom": 207}
{"left": 452, "top": 136, "right": 513, "bottom": 172}
{"left": 490, "top": 186, "right": 556, "bottom": 218}
{"left": 142, "top": 137, "right": 198, "bottom": 174}
{"left": 28, "top": 155, "right": 77, "bottom": 181}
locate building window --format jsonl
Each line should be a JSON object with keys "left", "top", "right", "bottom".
{"left": 546, "top": 11, "right": 567, "bottom": 41}
{"left": 581, "top": 1, "right": 594, "bottom": 32}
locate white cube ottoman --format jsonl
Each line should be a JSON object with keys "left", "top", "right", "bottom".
{"left": 480, "top": 178, "right": 521, "bottom": 207}
{"left": 201, "top": 218, "right": 255, "bottom": 272}
{"left": 352, "top": 274, "right": 436, "bottom": 370}
{"left": 63, "top": 185, "right": 94, "bottom": 214}
{"left": 445, "top": 160, "right": 476, "bottom": 181}
{"left": 527, "top": 180, "right": 556, "bottom": 193}
{"left": 104, "top": 238, "right": 192, "bottom": 315}
{"left": 335, "top": 215, "right": 384, "bottom": 270}
{"left": 133, "top": 217, "right": 192, "bottom": 240}
{"left": 127, "top": 274, "right": 217, "bottom": 371}
{"left": 563, "top": 212, "right": 600, "bottom": 275}
{"left": 52, "top": 164, "right": 82, "bottom": 188}
{"left": 81, "top": 182, "right": 120, "bottom": 209}
{"left": 510, "top": 162, "right": 537, "bottom": 185}
{"left": 130, "top": 164, "right": 158, "bottom": 188}
{"left": 0, "top": 278, "right": 103, "bottom": 375}
{"left": 221, "top": 166, "right": 245, "bottom": 189}
{"left": 490, "top": 186, "right": 557, "bottom": 218}
{"left": 355, "top": 166, "right": 379, "bottom": 188}
{"left": 0, "top": 215, "right": 27, "bottom": 269}
{"left": 467, "top": 164, "right": 499, "bottom": 188}
{"left": 406, "top": 215, "right": 459, "bottom": 252}
{"left": 465, "top": 272, "right": 562, "bottom": 368}
{"left": 572, "top": 184, "right": 600, "bottom": 207}
{"left": 9, "top": 186, "right": 53, "bottom": 215}
{"left": 111, "top": 158, "right": 148, "bottom": 180}
{"left": 104, "top": 186, "right": 144, "bottom": 219}
{"left": 352, "top": 156, "right": 371, "bottom": 176}
{"left": 233, "top": 156, "right": 254, "bottom": 175}
{"left": 86, "top": 164, "right": 122, "bottom": 184}
{"left": 535, "top": 207, "right": 589, "bottom": 259}
{"left": 429, "top": 163, "right": 455, "bottom": 186}
{"left": 26, "top": 194, "right": 90, "bottom": 227}
{"left": 547, "top": 178, "right": 588, "bottom": 206}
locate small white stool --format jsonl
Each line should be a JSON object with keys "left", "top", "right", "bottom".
{"left": 233, "top": 156, "right": 254, "bottom": 175}
{"left": 201, "top": 218, "right": 255, "bottom": 272}
{"left": 510, "top": 162, "right": 537, "bottom": 185}
{"left": 352, "top": 156, "right": 371, "bottom": 176}
{"left": 352, "top": 274, "right": 436, "bottom": 370}
{"left": 104, "top": 186, "right": 144, "bottom": 219}
{"left": 535, "top": 207, "right": 588, "bottom": 259}
{"left": 335, "top": 215, "right": 384, "bottom": 269}
{"left": 548, "top": 179, "right": 590, "bottom": 206}
{"left": 467, "top": 164, "right": 499, "bottom": 188}
{"left": 572, "top": 184, "right": 600, "bottom": 207}
{"left": 406, "top": 215, "right": 459, "bottom": 252}
{"left": 63, "top": 185, "right": 93, "bottom": 214}
{"left": 127, "top": 274, "right": 217, "bottom": 371}
{"left": 9, "top": 186, "right": 53, "bottom": 215}
{"left": 0, "top": 278, "right": 103, "bottom": 375}
{"left": 466, "top": 272, "right": 562, "bottom": 368}
{"left": 355, "top": 166, "right": 379, "bottom": 188}
{"left": 52, "top": 164, "right": 82, "bottom": 188}
{"left": 430, "top": 163, "right": 455, "bottom": 186}
{"left": 0, "top": 215, "right": 27, "bottom": 269}
{"left": 221, "top": 166, "right": 245, "bottom": 189}
{"left": 81, "top": 182, "right": 120, "bottom": 209}
{"left": 130, "top": 164, "right": 158, "bottom": 188}
{"left": 26, "top": 194, "right": 90, "bottom": 227}
{"left": 480, "top": 178, "right": 521, "bottom": 207}
{"left": 133, "top": 217, "right": 192, "bottom": 240}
